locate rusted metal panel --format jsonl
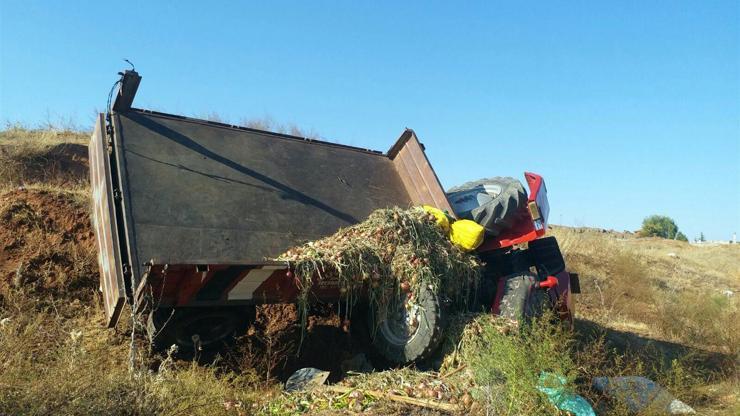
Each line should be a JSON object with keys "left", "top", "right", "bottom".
{"left": 388, "top": 129, "right": 454, "bottom": 213}
{"left": 88, "top": 114, "right": 127, "bottom": 327}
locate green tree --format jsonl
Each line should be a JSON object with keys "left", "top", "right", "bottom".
{"left": 640, "top": 215, "right": 688, "bottom": 241}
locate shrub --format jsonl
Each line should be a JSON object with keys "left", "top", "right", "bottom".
{"left": 639, "top": 215, "right": 687, "bottom": 241}
{"left": 656, "top": 291, "right": 739, "bottom": 356}
{"left": 456, "top": 313, "right": 577, "bottom": 415}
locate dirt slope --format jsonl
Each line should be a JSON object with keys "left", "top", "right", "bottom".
{"left": 0, "top": 189, "right": 97, "bottom": 300}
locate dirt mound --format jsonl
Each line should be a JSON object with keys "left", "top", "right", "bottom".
{"left": 0, "top": 188, "right": 97, "bottom": 300}
{"left": 0, "top": 142, "right": 89, "bottom": 187}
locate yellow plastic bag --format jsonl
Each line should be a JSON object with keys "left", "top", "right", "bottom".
{"left": 449, "top": 219, "right": 484, "bottom": 251}
{"left": 422, "top": 205, "right": 450, "bottom": 232}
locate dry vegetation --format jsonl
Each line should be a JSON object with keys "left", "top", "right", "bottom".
{"left": 0, "top": 125, "right": 737, "bottom": 415}
{"left": 0, "top": 122, "right": 90, "bottom": 192}
{"left": 551, "top": 226, "right": 739, "bottom": 414}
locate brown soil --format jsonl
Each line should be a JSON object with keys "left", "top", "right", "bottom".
{"left": 0, "top": 188, "right": 97, "bottom": 299}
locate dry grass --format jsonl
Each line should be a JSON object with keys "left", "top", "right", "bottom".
{"left": 551, "top": 225, "right": 739, "bottom": 414}
{"left": 656, "top": 291, "right": 739, "bottom": 356}
{"left": 240, "top": 116, "right": 321, "bottom": 140}
{"left": 0, "top": 123, "right": 90, "bottom": 190}
{"left": 0, "top": 291, "right": 269, "bottom": 416}
{"left": 193, "top": 114, "right": 322, "bottom": 140}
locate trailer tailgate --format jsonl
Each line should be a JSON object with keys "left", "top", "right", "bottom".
{"left": 89, "top": 114, "right": 127, "bottom": 326}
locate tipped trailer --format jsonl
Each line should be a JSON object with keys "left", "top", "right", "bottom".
{"left": 90, "top": 70, "right": 579, "bottom": 363}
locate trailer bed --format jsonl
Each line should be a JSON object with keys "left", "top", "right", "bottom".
{"left": 92, "top": 105, "right": 452, "bottom": 326}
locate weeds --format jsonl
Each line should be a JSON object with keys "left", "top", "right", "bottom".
{"left": 657, "top": 291, "right": 739, "bottom": 356}
{"left": 239, "top": 116, "right": 321, "bottom": 140}
{"left": 0, "top": 291, "right": 265, "bottom": 416}
{"left": 445, "top": 313, "right": 577, "bottom": 415}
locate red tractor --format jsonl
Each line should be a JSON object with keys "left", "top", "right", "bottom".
{"left": 90, "top": 70, "right": 579, "bottom": 364}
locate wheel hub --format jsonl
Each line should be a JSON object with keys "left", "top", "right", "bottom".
{"left": 379, "top": 297, "right": 422, "bottom": 346}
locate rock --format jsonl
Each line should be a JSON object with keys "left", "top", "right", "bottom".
{"left": 341, "top": 353, "right": 373, "bottom": 374}
{"left": 667, "top": 399, "right": 696, "bottom": 414}
{"left": 592, "top": 376, "right": 695, "bottom": 415}
{"left": 284, "top": 367, "right": 330, "bottom": 392}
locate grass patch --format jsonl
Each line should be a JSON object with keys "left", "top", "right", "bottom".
{"left": 657, "top": 291, "right": 739, "bottom": 356}
{"left": 0, "top": 291, "right": 268, "bottom": 416}
{"left": 438, "top": 313, "right": 577, "bottom": 415}
{"left": 0, "top": 188, "right": 97, "bottom": 300}
{"left": 0, "top": 123, "right": 89, "bottom": 189}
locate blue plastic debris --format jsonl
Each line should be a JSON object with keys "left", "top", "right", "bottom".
{"left": 537, "top": 372, "right": 596, "bottom": 416}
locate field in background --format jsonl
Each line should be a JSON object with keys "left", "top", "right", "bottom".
{"left": 0, "top": 126, "right": 737, "bottom": 415}
{"left": 552, "top": 226, "right": 738, "bottom": 355}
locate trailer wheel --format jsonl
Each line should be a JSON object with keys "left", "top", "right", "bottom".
{"left": 369, "top": 285, "right": 446, "bottom": 365}
{"left": 496, "top": 273, "right": 548, "bottom": 321}
{"left": 148, "top": 306, "right": 254, "bottom": 353}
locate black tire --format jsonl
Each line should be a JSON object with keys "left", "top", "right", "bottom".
{"left": 497, "top": 273, "right": 548, "bottom": 322}
{"left": 447, "top": 177, "right": 528, "bottom": 236}
{"left": 369, "top": 285, "right": 447, "bottom": 365}
{"left": 148, "top": 306, "right": 254, "bottom": 353}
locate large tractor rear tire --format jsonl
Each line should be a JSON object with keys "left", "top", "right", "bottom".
{"left": 369, "top": 285, "right": 447, "bottom": 365}
{"left": 447, "top": 177, "right": 528, "bottom": 236}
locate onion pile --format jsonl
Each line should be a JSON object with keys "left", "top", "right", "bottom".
{"left": 276, "top": 206, "right": 482, "bottom": 335}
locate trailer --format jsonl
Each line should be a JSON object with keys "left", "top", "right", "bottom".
{"left": 90, "top": 70, "right": 578, "bottom": 363}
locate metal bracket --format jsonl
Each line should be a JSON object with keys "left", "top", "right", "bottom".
{"left": 112, "top": 70, "right": 141, "bottom": 112}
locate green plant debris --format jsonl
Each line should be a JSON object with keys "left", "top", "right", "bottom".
{"left": 440, "top": 312, "right": 578, "bottom": 415}
{"left": 276, "top": 206, "right": 482, "bottom": 338}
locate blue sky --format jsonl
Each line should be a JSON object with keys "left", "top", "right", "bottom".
{"left": 1, "top": 1, "right": 738, "bottom": 240}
